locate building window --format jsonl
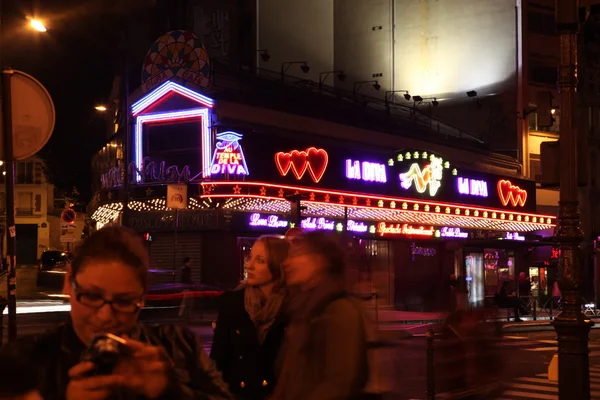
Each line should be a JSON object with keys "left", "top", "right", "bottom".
{"left": 527, "top": 10, "right": 556, "bottom": 36}
{"left": 17, "top": 192, "right": 33, "bottom": 216}
{"left": 530, "top": 156, "right": 542, "bottom": 183}
{"left": 16, "top": 161, "right": 42, "bottom": 184}
{"left": 529, "top": 64, "right": 558, "bottom": 85}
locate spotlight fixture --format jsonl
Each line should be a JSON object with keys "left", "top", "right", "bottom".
{"left": 413, "top": 95, "right": 423, "bottom": 102}
{"left": 300, "top": 63, "right": 310, "bottom": 73}
{"left": 432, "top": 98, "right": 439, "bottom": 107}
{"left": 257, "top": 49, "right": 270, "bottom": 62}
{"left": 373, "top": 81, "right": 381, "bottom": 91}
{"left": 466, "top": 90, "right": 478, "bottom": 98}
{"left": 404, "top": 93, "right": 411, "bottom": 101}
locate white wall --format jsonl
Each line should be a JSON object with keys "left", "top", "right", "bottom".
{"left": 257, "top": 0, "right": 334, "bottom": 82}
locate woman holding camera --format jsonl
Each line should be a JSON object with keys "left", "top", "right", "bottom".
{"left": 210, "top": 235, "right": 290, "bottom": 399}
{"left": 1, "top": 226, "right": 232, "bottom": 400}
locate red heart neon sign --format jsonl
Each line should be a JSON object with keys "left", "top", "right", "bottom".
{"left": 497, "top": 179, "right": 527, "bottom": 207}
{"left": 274, "top": 147, "right": 329, "bottom": 183}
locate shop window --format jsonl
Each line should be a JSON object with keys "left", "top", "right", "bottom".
{"left": 527, "top": 10, "right": 556, "bottom": 36}
{"left": 352, "top": 239, "right": 393, "bottom": 308}
{"left": 530, "top": 157, "right": 542, "bottom": 183}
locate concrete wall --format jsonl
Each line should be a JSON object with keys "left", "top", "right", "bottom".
{"left": 257, "top": 0, "right": 334, "bottom": 82}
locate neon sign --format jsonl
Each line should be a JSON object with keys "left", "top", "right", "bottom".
{"left": 131, "top": 81, "right": 214, "bottom": 181}
{"left": 439, "top": 227, "right": 468, "bottom": 238}
{"left": 346, "top": 220, "right": 368, "bottom": 233}
{"left": 505, "top": 232, "right": 525, "bottom": 241}
{"left": 275, "top": 147, "right": 328, "bottom": 183}
{"left": 100, "top": 159, "right": 191, "bottom": 189}
{"left": 248, "top": 213, "right": 289, "bottom": 228}
{"left": 457, "top": 177, "right": 488, "bottom": 197}
{"left": 551, "top": 247, "right": 560, "bottom": 259}
{"left": 497, "top": 180, "right": 527, "bottom": 207}
{"left": 377, "top": 223, "right": 436, "bottom": 237}
{"left": 410, "top": 242, "right": 437, "bottom": 261}
{"left": 209, "top": 132, "right": 249, "bottom": 176}
{"left": 346, "top": 159, "right": 387, "bottom": 183}
{"left": 399, "top": 154, "right": 444, "bottom": 196}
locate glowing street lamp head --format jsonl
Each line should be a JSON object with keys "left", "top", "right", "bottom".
{"left": 95, "top": 105, "right": 108, "bottom": 112}
{"left": 30, "top": 19, "right": 48, "bottom": 32}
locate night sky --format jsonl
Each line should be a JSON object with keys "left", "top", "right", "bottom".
{"left": 3, "top": 0, "right": 153, "bottom": 203}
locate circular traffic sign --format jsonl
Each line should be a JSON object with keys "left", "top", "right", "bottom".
{"left": 61, "top": 209, "right": 76, "bottom": 223}
{"left": 0, "top": 70, "right": 55, "bottom": 160}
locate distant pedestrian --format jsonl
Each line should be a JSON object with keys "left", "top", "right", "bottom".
{"left": 181, "top": 256, "right": 192, "bottom": 284}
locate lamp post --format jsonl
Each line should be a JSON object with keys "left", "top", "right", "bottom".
{"left": 0, "top": 11, "right": 48, "bottom": 341}
{"left": 553, "top": 0, "right": 593, "bottom": 398}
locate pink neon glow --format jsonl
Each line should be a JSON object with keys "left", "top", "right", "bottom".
{"left": 131, "top": 81, "right": 214, "bottom": 116}
{"left": 345, "top": 159, "right": 387, "bottom": 183}
{"left": 134, "top": 108, "right": 211, "bottom": 181}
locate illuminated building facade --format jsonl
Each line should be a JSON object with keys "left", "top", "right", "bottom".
{"left": 89, "top": 80, "right": 557, "bottom": 310}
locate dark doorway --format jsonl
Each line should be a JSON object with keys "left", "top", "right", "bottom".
{"left": 16, "top": 224, "right": 38, "bottom": 265}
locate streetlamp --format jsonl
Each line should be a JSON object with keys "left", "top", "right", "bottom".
{"left": 552, "top": 0, "right": 592, "bottom": 398}
{"left": 385, "top": 90, "right": 411, "bottom": 108}
{"left": 29, "top": 19, "right": 48, "bottom": 33}
{"left": 353, "top": 80, "right": 381, "bottom": 100}
{"left": 94, "top": 105, "right": 108, "bottom": 112}
{"left": 280, "top": 61, "right": 310, "bottom": 82}
{"left": 1, "top": 16, "right": 48, "bottom": 341}
{"left": 318, "top": 70, "right": 345, "bottom": 91}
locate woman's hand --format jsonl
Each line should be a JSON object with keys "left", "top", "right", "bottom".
{"left": 113, "top": 336, "right": 171, "bottom": 399}
{"left": 66, "top": 362, "right": 123, "bottom": 400}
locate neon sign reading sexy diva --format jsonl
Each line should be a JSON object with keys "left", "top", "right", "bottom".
{"left": 209, "top": 131, "right": 249, "bottom": 176}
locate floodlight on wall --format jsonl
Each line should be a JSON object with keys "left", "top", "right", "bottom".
{"left": 431, "top": 98, "right": 439, "bottom": 107}
{"left": 384, "top": 90, "right": 411, "bottom": 108}
{"left": 413, "top": 95, "right": 424, "bottom": 102}
{"left": 281, "top": 61, "right": 311, "bottom": 81}
{"left": 353, "top": 80, "right": 381, "bottom": 100}
{"left": 319, "top": 70, "right": 346, "bottom": 90}
{"left": 467, "top": 90, "right": 478, "bottom": 98}
{"left": 257, "top": 49, "right": 270, "bottom": 62}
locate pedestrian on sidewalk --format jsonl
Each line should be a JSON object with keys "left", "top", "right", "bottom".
{"left": 179, "top": 257, "right": 194, "bottom": 320}
{"left": 1, "top": 226, "right": 231, "bottom": 400}
{"left": 273, "top": 231, "right": 388, "bottom": 400}
{"left": 210, "top": 235, "right": 291, "bottom": 400}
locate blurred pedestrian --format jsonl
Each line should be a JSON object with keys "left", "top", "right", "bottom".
{"left": 1, "top": 226, "right": 231, "bottom": 400}
{"left": 181, "top": 256, "right": 192, "bottom": 284}
{"left": 211, "top": 235, "right": 291, "bottom": 399}
{"left": 274, "top": 231, "right": 379, "bottom": 400}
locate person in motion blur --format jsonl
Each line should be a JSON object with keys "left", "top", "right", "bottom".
{"left": 181, "top": 256, "right": 192, "bottom": 284}
{"left": 273, "top": 231, "right": 372, "bottom": 400}
{"left": 210, "top": 235, "right": 291, "bottom": 399}
{"left": 1, "top": 226, "right": 232, "bottom": 400}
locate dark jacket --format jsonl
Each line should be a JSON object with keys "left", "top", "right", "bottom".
{"left": 210, "top": 289, "right": 286, "bottom": 400}
{"left": 0, "top": 319, "right": 232, "bottom": 400}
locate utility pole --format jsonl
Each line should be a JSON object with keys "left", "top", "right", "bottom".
{"left": 553, "top": 0, "right": 593, "bottom": 398}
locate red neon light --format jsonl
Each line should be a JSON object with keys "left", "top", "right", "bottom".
{"left": 200, "top": 181, "right": 555, "bottom": 222}
{"left": 275, "top": 147, "right": 328, "bottom": 183}
{"left": 377, "top": 222, "right": 436, "bottom": 237}
{"left": 497, "top": 180, "right": 528, "bottom": 207}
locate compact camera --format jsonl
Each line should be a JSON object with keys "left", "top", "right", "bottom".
{"left": 82, "top": 333, "right": 129, "bottom": 376}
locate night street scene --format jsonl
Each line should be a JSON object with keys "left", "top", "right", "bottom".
{"left": 2, "top": 0, "right": 600, "bottom": 399}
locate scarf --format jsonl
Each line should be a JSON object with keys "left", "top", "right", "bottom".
{"left": 241, "top": 282, "right": 286, "bottom": 344}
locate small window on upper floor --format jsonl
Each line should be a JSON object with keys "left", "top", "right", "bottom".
{"left": 16, "top": 161, "right": 43, "bottom": 184}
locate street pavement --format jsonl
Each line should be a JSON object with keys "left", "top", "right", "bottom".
{"left": 7, "top": 307, "right": 600, "bottom": 399}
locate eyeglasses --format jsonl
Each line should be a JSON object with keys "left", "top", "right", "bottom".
{"left": 72, "top": 279, "right": 143, "bottom": 313}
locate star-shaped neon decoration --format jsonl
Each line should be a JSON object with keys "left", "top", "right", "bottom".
{"left": 107, "top": 191, "right": 113, "bottom": 199}
{"left": 260, "top": 187, "right": 267, "bottom": 196}
{"left": 202, "top": 184, "right": 214, "bottom": 195}
{"left": 233, "top": 185, "right": 242, "bottom": 194}
{"left": 309, "top": 192, "right": 316, "bottom": 201}
{"left": 339, "top": 196, "right": 344, "bottom": 204}
{"left": 278, "top": 189, "right": 284, "bottom": 197}
{"left": 352, "top": 197, "right": 358, "bottom": 205}
{"left": 365, "top": 199, "right": 371, "bottom": 206}
{"left": 324, "top": 194, "right": 330, "bottom": 202}
{"left": 145, "top": 187, "right": 154, "bottom": 196}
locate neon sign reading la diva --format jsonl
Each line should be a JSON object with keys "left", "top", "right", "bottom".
{"left": 398, "top": 152, "right": 447, "bottom": 197}
{"left": 209, "top": 131, "right": 249, "bottom": 176}
{"left": 457, "top": 177, "right": 488, "bottom": 197}
{"left": 377, "top": 222, "right": 435, "bottom": 237}
{"left": 346, "top": 159, "right": 387, "bottom": 183}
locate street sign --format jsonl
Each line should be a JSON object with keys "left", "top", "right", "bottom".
{"left": 61, "top": 209, "right": 76, "bottom": 223}
{"left": 0, "top": 70, "right": 55, "bottom": 160}
{"left": 167, "top": 184, "right": 188, "bottom": 209}
{"left": 60, "top": 235, "right": 76, "bottom": 243}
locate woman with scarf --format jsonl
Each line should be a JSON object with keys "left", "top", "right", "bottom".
{"left": 210, "top": 235, "right": 291, "bottom": 399}
{"left": 273, "top": 231, "right": 373, "bottom": 400}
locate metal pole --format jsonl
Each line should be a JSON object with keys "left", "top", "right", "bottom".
{"left": 553, "top": 1, "right": 592, "bottom": 399}
{"left": 425, "top": 329, "right": 435, "bottom": 400}
{"left": 122, "top": 53, "right": 131, "bottom": 227}
{"left": 173, "top": 209, "right": 179, "bottom": 283}
{"left": 2, "top": 69, "right": 17, "bottom": 341}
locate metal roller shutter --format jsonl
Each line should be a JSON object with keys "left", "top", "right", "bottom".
{"left": 147, "top": 233, "right": 203, "bottom": 285}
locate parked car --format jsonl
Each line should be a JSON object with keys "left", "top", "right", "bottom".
{"left": 36, "top": 249, "right": 72, "bottom": 291}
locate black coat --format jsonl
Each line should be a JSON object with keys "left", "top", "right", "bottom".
{"left": 210, "top": 288, "right": 286, "bottom": 400}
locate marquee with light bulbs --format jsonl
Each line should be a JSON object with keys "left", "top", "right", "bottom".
{"left": 90, "top": 79, "right": 554, "bottom": 234}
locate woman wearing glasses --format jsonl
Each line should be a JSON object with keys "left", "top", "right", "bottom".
{"left": 1, "top": 226, "right": 232, "bottom": 400}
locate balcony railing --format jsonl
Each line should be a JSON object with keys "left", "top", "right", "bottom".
{"left": 16, "top": 208, "right": 34, "bottom": 216}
